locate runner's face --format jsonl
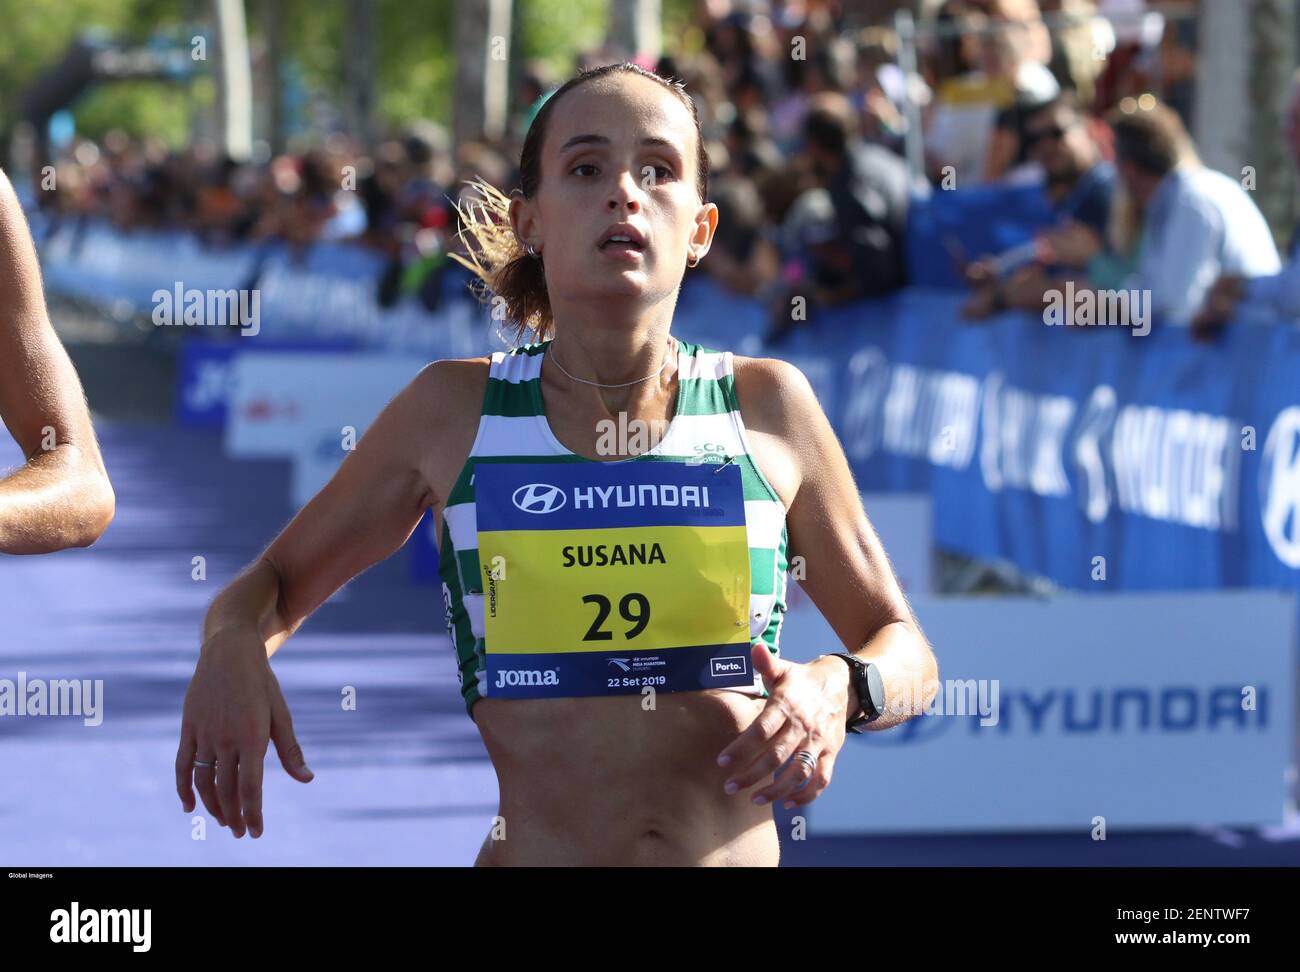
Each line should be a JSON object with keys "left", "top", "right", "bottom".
{"left": 529, "top": 74, "right": 714, "bottom": 304}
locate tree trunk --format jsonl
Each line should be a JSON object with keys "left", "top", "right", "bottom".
{"left": 609, "top": 0, "right": 661, "bottom": 61}
{"left": 454, "top": 0, "right": 513, "bottom": 148}
{"left": 345, "top": 0, "right": 376, "bottom": 144}
{"left": 212, "top": 0, "right": 253, "bottom": 161}
{"left": 1195, "top": 0, "right": 1296, "bottom": 242}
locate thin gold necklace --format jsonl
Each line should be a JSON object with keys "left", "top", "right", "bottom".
{"left": 548, "top": 335, "right": 674, "bottom": 389}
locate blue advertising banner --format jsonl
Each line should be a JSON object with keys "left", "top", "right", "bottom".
{"left": 779, "top": 589, "right": 1297, "bottom": 832}
{"left": 812, "top": 289, "right": 1300, "bottom": 596}
{"left": 176, "top": 339, "right": 360, "bottom": 427}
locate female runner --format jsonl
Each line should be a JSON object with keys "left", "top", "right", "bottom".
{"left": 176, "top": 63, "right": 938, "bottom": 866}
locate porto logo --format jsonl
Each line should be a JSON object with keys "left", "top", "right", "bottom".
{"left": 710, "top": 655, "right": 748, "bottom": 678}
{"left": 511, "top": 482, "right": 566, "bottom": 515}
{"left": 608, "top": 658, "right": 632, "bottom": 672}
{"left": 1260, "top": 407, "right": 1300, "bottom": 568}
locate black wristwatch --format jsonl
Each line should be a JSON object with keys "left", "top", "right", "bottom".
{"left": 825, "top": 653, "right": 885, "bottom": 733}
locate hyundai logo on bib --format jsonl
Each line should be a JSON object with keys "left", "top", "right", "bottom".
{"left": 511, "top": 483, "right": 567, "bottom": 514}
{"left": 571, "top": 483, "right": 712, "bottom": 509}
{"left": 510, "top": 480, "right": 713, "bottom": 514}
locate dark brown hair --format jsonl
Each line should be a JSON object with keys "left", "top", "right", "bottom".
{"left": 449, "top": 62, "right": 709, "bottom": 343}
{"left": 1106, "top": 95, "right": 1196, "bottom": 177}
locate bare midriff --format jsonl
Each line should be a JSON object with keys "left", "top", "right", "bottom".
{"left": 471, "top": 690, "right": 780, "bottom": 866}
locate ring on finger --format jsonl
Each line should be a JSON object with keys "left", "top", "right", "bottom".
{"left": 193, "top": 757, "right": 217, "bottom": 769}
{"left": 789, "top": 750, "right": 819, "bottom": 792}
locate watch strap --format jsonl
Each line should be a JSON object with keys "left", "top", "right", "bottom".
{"left": 826, "top": 652, "right": 883, "bottom": 733}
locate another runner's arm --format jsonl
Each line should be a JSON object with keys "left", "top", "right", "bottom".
{"left": 202, "top": 359, "right": 474, "bottom": 657}
{"left": 738, "top": 357, "right": 939, "bottom": 726}
{"left": 0, "top": 168, "right": 115, "bottom": 553}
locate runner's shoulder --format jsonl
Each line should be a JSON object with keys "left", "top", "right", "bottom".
{"left": 729, "top": 353, "right": 820, "bottom": 438}
{"left": 414, "top": 354, "right": 493, "bottom": 396}
{"left": 403, "top": 355, "right": 492, "bottom": 431}
{"left": 397, "top": 356, "right": 493, "bottom": 508}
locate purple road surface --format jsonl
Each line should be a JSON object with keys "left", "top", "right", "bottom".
{"left": 0, "top": 424, "right": 492, "bottom": 866}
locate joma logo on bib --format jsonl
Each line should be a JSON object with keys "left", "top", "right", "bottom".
{"left": 495, "top": 668, "right": 560, "bottom": 688}
{"left": 510, "top": 481, "right": 712, "bottom": 514}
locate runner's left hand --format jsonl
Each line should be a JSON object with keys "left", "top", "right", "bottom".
{"left": 715, "top": 644, "right": 852, "bottom": 810}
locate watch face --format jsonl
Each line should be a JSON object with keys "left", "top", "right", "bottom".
{"left": 864, "top": 663, "right": 886, "bottom": 715}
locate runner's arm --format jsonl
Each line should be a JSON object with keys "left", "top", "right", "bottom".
{"left": 202, "top": 360, "right": 466, "bottom": 656}
{"left": 0, "top": 168, "right": 115, "bottom": 553}
{"left": 739, "top": 356, "right": 939, "bottom": 725}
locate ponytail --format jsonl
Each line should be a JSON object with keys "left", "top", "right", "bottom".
{"left": 448, "top": 178, "right": 553, "bottom": 343}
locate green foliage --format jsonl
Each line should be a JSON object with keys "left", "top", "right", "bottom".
{"left": 269, "top": 0, "right": 346, "bottom": 100}
{"left": 373, "top": 0, "right": 455, "bottom": 127}
{"left": 245, "top": 0, "right": 456, "bottom": 130}
{"left": 0, "top": 0, "right": 693, "bottom": 144}
{"left": 517, "top": 0, "right": 607, "bottom": 79}
{"left": 0, "top": 0, "right": 189, "bottom": 142}
{"left": 662, "top": 0, "right": 696, "bottom": 41}
{"left": 74, "top": 78, "right": 207, "bottom": 144}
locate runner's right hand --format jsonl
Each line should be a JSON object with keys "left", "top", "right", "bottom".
{"left": 175, "top": 630, "right": 313, "bottom": 838}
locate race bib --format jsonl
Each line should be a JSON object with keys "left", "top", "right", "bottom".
{"left": 475, "top": 460, "right": 753, "bottom": 698}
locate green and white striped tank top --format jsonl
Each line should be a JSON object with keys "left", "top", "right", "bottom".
{"left": 438, "top": 337, "right": 789, "bottom": 718}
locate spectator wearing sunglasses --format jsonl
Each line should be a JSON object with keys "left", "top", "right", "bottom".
{"left": 963, "top": 92, "right": 1116, "bottom": 317}
{"left": 975, "top": 94, "right": 1279, "bottom": 329}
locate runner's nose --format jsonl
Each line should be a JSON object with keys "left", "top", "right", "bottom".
{"left": 607, "top": 171, "right": 642, "bottom": 213}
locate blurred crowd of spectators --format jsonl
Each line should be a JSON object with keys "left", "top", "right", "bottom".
{"left": 24, "top": 0, "right": 1300, "bottom": 342}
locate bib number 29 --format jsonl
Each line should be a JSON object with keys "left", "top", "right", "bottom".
{"left": 581, "top": 592, "right": 650, "bottom": 641}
